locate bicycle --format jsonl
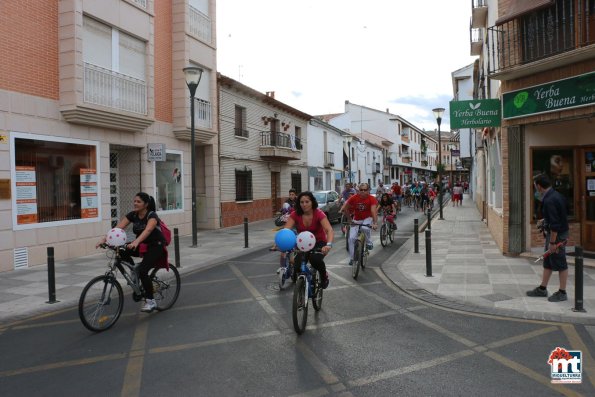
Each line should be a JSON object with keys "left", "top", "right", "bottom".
{"left": 292, "top": 249, "right": 324, "bottom": 335}
{"left": 350, "top": 223, "right": 372, "bottom": 279}
{"left": 413, "top": 194, "right": 421, "bottom": 212}
{"left": 78, "top": 244, "right": 181, "bottom": 332}
{"left": 277, "top": 248, "right": 297, "bottom": 290}
{"left": 379, "top": 211, "right": 396, "bottom": 247}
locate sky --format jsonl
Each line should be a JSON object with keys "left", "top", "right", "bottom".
{"left": 216, "top": 0, "right": 477, "bottom": 132}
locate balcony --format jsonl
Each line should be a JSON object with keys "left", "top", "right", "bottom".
{"left": 401, "top": 134, "right": 410, "bottom": 143}
{"left": 189, "top": 6, "right": 212, "bottom": 45}
{"left": 173, "top": 97, "right": 215, "bottom": 143}
{"left": 194, "top": 98, "right": 212, "bottom": 129}
{"left": 259, "top": 131, "right": 302, "bottom": 161}
{"left": 471, "top": 0, "right": 488, "bottom": 28}
{"left": 487, "top": 0, "right": 595, "bottom": 79}
{"left": 324, "top": 151, "right": 335, "bottom": 168}
{"left": 470, "top": 26, "right": 483, "bottom": 56}
{"left": 374, "top": 163, "right": 381, "bottom": 174}
{"left": 61, "top": 62, "right": 153, "bottom": 132}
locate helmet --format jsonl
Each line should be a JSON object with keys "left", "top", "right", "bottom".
{"left": 282, "top": 202, "right": 291, "bottom": 210}
{"left": 106, "top": 228, "right": 127, "bottom": 247}
{"left": 274, "top": 228, "right": 296, "bottom": 251}
{"left": 296, "top": 231, "right": 316, "bottom": 252}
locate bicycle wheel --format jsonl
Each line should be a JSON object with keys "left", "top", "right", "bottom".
{"left": 278, "top": 255, "right": 289, "bottom": 290}
{"left": 352, "top": 239, "right": 361, "bottom": 279}
{"left": 292, "top": 277, "right": 308, "bottom": 334}
{"left": 79, "top": 275, "right": 123, "bottom": 332}
{"left": 389, "top": 224, "right": 394, "bottom": 243}
{"left": 150, "top": 265, "right": 180, "bottom": 311}
{"left": 362, "top": 246, "right": 368, "bottom": 269}
{"left": 380, "top": 224, "right": 388, "bottom": 247}
{"left": 345, "top": 224, "right": 350, "bottom": 252}
{"left": 340, "top": 214, "right": 349, "bottom": 236}
{"left": 312, "top": 271, "right": 324, "bottom": 311}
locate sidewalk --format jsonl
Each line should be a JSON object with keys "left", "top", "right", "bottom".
{"left": 2, "top": 197, "right": 595, "bottom": 325}
{"left": 382, "top": 195, "right": 595, "bottom": 325}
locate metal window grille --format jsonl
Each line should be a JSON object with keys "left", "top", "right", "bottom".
{"left": 291, "top": 172, "right": 302, "bottom": 193}
{"left": 235, "top": 168, "right": 253, "bottom": 201}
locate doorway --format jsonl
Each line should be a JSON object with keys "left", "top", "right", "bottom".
{"left": 271, "top": 171, "right": 280, "bottom": 215}
{"left": 580, "top": 148, "right": 595, "bottom": 251}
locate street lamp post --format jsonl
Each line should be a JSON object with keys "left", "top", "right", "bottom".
{"left": 432, "top": 107, "right": 445, "bottom": 220}
{"left": 183, "top": 65, "right": 203, "bottom": 247}
{"left": 345, "top": 135, "right": 353, "bottom": 184}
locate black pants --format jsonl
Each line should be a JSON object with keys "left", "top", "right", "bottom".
{"left": 294, "top": 241, "right": 327, "bottom": 280}
{"left": 121, "top": 243, "right": 164, "bottom": 299}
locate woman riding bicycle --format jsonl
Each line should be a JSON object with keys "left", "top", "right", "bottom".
{"left": 97, "top": 192, "right": 165, "bottom": 313}
{"left": 339, "top": 182, "right": 378, "bottom": 266}
{"left": 378, "top": 193, "right": 397, "bottom": 230}
{"left": 284, "top": 191, "right": 334, "bottom": 289}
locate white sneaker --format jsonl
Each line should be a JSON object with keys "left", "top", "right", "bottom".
{"left": 141, "top": 299, "right": 157, "bottom": 312}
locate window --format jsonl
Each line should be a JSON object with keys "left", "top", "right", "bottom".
{"left": 235, "top": 168, "right": 253, "bottom": 201}
{"left": 532, "top": 148, "right": 574, "bottom": 219}
{"left": 154, "top": 151, "right": 183, "bottom": 211}
{"left": 234, "top": 105, "right": 248, "bottom": 137}
{"left": 294, "top": 126, "right": 303, "bottom": 150}
{"left": 82, "top": 16, "right": 147, "bottom": 114}
{"left": 291, "top": 172, "right": 302, "bottom": 193}
{"left": 314, "top": 171, "right": 323, "bottom": 190}
{"left": 12, "top": 133, "right": 99, "bottom": 228}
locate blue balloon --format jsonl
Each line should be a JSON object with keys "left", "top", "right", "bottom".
{"left": 275, "top": 229, "right": 296, "bottom": 251}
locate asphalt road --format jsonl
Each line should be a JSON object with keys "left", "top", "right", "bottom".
{"left": 1, "top": 212, "right": 594, "bottom": 396}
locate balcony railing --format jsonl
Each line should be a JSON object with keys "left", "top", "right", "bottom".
{"left": 471, "top": 0, "right": 488, "bottom": 28}
{"left": 189, "top": 6, "right": 212, "bottom": 44}
{"left": 84, "top": 62, "right": 147, "bottom": 115}
{"left": 260, "top": 131, "right": 303, "bottom": 150}
{"left": 325, "top": 151, "right": 334, "bottom": 167}
{"left": 470, "top": 26, "right": 483, "bottom": 56}
{"left": 374, "top": 163, "right": 381, "bottom": 173}
{"left": 194, "top": 98, "right": 212, "bottom": 129}
{"left": 130, "top": 0, "right": 147, "bottom": 9}
{"left": 487, "top": 0, "right": 595, "bottom": 75}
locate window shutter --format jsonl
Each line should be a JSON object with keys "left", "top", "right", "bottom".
{"left": 83, "top": 17, "right": 112, "bottom": 69}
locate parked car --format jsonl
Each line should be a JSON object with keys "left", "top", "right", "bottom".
{"left": 312, "top": 190, "right": 342, "bottom": 223}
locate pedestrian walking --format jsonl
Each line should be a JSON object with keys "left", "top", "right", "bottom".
{"left": 526, "top": 174, "right": 570, "bottom": 302}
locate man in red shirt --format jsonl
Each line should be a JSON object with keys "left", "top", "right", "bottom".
{"left": 340, "top": 182, "right": 378, "bottom": 266}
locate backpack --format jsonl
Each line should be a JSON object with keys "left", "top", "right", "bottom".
{"left": 150, "top": 211, "right": 172, "bottom": 246}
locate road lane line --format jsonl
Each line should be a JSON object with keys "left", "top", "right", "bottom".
{"left": 484, "top": 326, "right": 558, "bottom": 349}
{"left": 306, "top": 311, "right": 397, "bottom": 331}
{"left": 295, "top": 339, "right": 340, "bottom": 385}
{"left": 120, "top": 319, "right": 149, "bottom": 397}
{"left": 347, "top": 349, "right": 475, "bottom": 387}
{"left": 149, "top": 330, "right": 281, "bottom": 354}
{"left": 229, "top": 264, "right": 289, "bottom": 330}
{"left": 170, "top": 298, "right": 254, "bottom": 311}
{"left": 0, "top": 353, "right": 127, "bottom": 377}
{"left": 484, "top": 350, "right": 584, "bottom": 397}
{"left": 560, "top": 323, "right": 595, "bottom": 390}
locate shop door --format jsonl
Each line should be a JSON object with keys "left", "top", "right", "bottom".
{"left": 581, "top": 148, "right": 595, "bottom": 251}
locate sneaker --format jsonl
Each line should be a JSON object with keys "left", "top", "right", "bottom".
{"left": 141, "top": 299, "right": 157, "bottom": 312}
{"left": 366, "top": 242, "right": 374, "bottom": 250}
{"left": 547, "top": 291, "right": 568, "bottom": 302}
{"left": 526, "top": 287, "right": 548, "bottom": 297}
{"left": 323, "top": 272, "right": 330, "bottom": 289}
{"left": 348, "top": 259, "right": 353, "bottom": 266}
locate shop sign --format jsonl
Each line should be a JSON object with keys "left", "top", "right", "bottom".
{"left": 503, "top": 71, "right": 595, "bottom": 119}
{"left": 449, "top": 99, "right": 501, "bottom": 129}
{"left": 147, "top": 143, "right": 166, "bottom": 161}
{"left": 451, "top": 149, "right": 460, "bottom": 157}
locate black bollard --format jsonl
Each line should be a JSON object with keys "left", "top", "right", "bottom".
{"left": 427, "top": 208, "right": 431, "bottom": 230}
{"left": 244, "top": 217, "right": 249, "bottom": 248}
{"left": 573, "top": 246, "right": 586, "bottom": 312}
{"left": 414, "top": 219, "right": 419, "bottom": 254}
{"left": 425, "top": 229, "right": 432, "bottom": 277}
{"left": 174, "top": 228, "right": 181, "bottom": 268}
{"left": 46, "top": 247, "right": 59, "bottom": 304}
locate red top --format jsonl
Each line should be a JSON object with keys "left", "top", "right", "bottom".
{"left": 290, "top": 208, "right": 328, "bottom": 243}
{"left": 346, "top": 194, "right": 378, "bottom": 221}
{"left": 392, "top": 185, "right": 402, "bottom": 195}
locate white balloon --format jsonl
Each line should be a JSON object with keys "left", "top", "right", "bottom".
{"left": 106, "top": 228, "right": 127, "bottom": 247}
{"left": 296, "top": 231, "right": 316, "bottom": 252}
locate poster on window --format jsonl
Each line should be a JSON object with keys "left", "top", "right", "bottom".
{"left": 15, "top": 166, "right": 38, "bottom": 224}
{"left": 80, "top": 168, "right": 98, "bottom": 218}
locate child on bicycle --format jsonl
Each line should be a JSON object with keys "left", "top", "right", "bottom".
{"left": 283, "top": 191, "right": 334, "bottom": 289}
{"left": 340, "top": 183, "right": 378, "bottom": 266}
{"left": 378, "top": 193, "right": 397, "bottom": 230}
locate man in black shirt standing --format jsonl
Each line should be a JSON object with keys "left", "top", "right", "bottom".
{"left": 527, "top": 174, "right": 570, "bottom": 302}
